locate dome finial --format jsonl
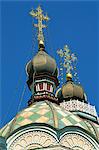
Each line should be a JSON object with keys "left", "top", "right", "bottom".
{"left": 66, "top": 73, "right": 72, "bottom": 81}
{"left": 29, "top": 6, "right": 50, "bottom": 50}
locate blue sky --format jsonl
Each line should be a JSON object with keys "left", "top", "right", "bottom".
{"left": 1, "top": 1, "right": 99, "bottom": 128}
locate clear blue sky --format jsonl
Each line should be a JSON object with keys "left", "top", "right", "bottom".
{"left": 1, "top": 1, "right": 99, "bottom": 128}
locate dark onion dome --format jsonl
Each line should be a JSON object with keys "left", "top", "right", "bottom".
{"left": 56, "top": 73, "right": 87, "bottom": 102}
{"left": 26, "top": 50, "right": 58, "bottom": 77}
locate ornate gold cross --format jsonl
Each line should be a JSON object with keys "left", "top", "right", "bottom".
{"left": 29, "top": 6, "right": 49, "bottom": 45}
{"left": 57, "top": 45, "right": 79, "bottom": 82}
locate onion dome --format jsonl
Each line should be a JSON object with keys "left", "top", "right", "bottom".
{"left": 26, "top": 6, "right": 58, "bottom": 79}
{"left": 62, "top": 81, "right": 84, "bottom": 99}
{"left": 1, "top": 101, "right": 99, "bottom": 140}
{"left": 62, "top": 73, "right": 84, "bottom": 100}
{"left": 56, "top": 45, "right": 87, "bottom": 102}
{"left": 26, "top": 6, "right": 58, "bottom": 83}
{"left": 26, "top": 47, "right": 59, "bottom": 93}
{"left": 56, "top": 73, "right": 87, "bottom": 102}
{"left": 26, "top": 50, "right": 58, "bottom": 77}
{"left": 25, "top": 7, "right": 59, "bottom": 105}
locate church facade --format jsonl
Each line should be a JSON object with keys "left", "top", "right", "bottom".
{"left": 0, "top": 6, "right": 99, "bottom": 150}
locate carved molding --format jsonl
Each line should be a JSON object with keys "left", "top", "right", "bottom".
{"left": 60, "top": 133, "right": 95, "bottom": 150}
{"left": 9, "top": 131, "right": 57, "bottom": 150}
{"left": 8, "top": 131, "right": 98, "bottom": 150}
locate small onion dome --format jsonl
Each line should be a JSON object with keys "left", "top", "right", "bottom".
{"left": 26, "top": 50, "right": 58, "bottom": 77}
{"left": 56, "top": 73, "right": 87, "bottom": 102}
{"left": 62, "top": 73, "right": 85, "bottom": 100}
{"left": 62, "top": 81, "right": 84, "bottom": 100}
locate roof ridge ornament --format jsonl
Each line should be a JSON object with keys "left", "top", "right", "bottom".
{"left": 29, "top": 6, "right": 50, "bottom": 49}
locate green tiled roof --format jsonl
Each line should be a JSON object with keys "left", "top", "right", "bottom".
{"left": 0, "top": 101, "right": 99, "bottom": 140}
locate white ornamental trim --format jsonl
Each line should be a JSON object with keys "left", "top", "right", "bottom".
{"left": 60, "top": 100, "right": 97, "bottom": 117}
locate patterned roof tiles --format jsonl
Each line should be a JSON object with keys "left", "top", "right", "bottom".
{"left": 0, "top": 101, "right": 99, "bottom": 140}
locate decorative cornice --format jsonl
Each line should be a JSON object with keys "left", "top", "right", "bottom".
{"left": 60, "top": 100, "right": 97, "bottom": 117}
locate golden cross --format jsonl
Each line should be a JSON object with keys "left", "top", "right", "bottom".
{"left": 57, "top": 45, "right": 78, "bottom": 81}
{"left": 29, "top": 6, "right": 49, "bottom": 45}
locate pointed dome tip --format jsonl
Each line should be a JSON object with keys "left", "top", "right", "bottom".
{"left": 39, "top": 40, "right": 45, "bottom": 51}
